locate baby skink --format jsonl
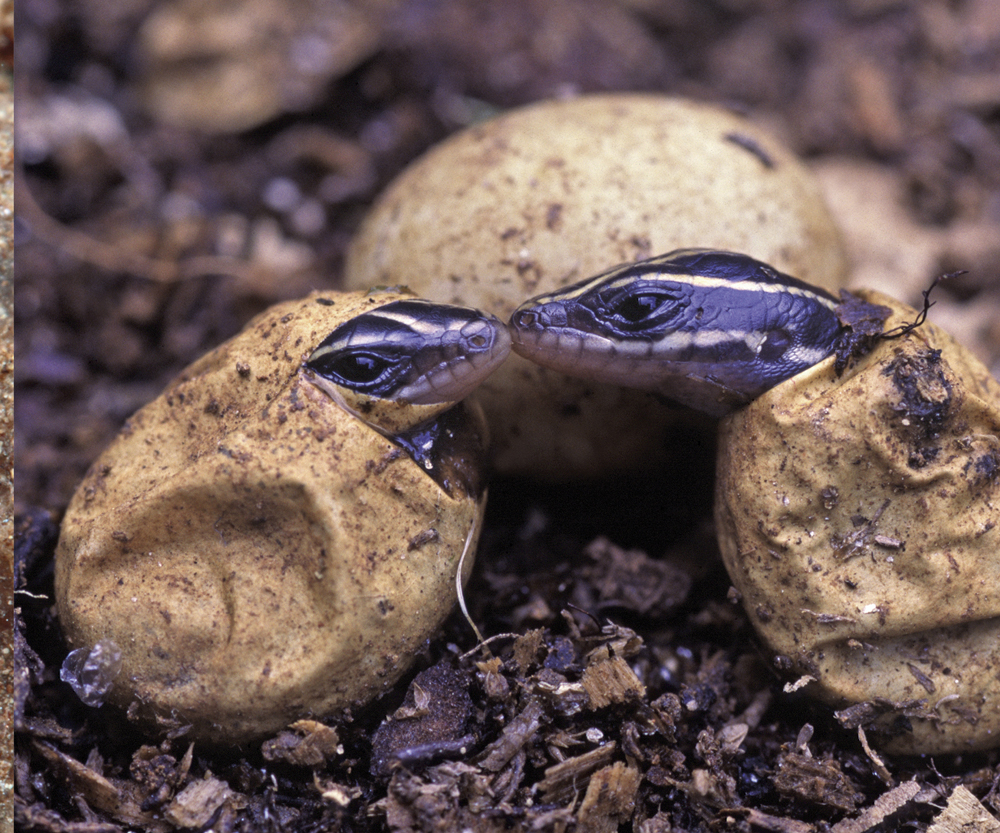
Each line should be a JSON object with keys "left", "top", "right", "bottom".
{"left": 509, "top": 249, "right": 842, "bottom": 417}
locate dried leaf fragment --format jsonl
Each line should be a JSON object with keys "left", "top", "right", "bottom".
{"left": 261, "top": 720, "right": 341, "bottom": 767}
{"left": 773, "top": 750, "right": 862, "bottom": 813}
{"left": 370, "top": 662, "right": 473, "bottom": 777}
{"left": 582, "top": 536, "right": 692, "bottom": 615}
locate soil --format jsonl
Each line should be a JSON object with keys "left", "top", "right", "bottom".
{"left": 13, "top": 1, "right": 1000, "bottom": 831}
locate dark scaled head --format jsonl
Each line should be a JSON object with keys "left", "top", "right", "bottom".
{"left": 306, "top": 298, "right": 511, "bottom": 406}
{"left": 509, "top": 249, "right": 842, "bottom": 416}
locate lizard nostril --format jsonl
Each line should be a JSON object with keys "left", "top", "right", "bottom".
{"left": 512, "top": 310, "right": 539, "bottom": 329}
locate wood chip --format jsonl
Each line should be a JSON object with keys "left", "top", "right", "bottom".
{"left": 745, "top": 808, "right": 816, "bottom": 832}
{"left": 906, "top": 662, "right": 937, "bottom": 694}
{"left": 783, "top": 675, "right": 816, "bottom": 693}
{"left": 856, "top": 726, "right": 893, "bottom": 785}
{"left": 164, "top": 775, "right": 240, "bottom": 829}
{"left": 315, "top": 773, "right": 363, "bottom": 807}
{"left": 581, "top": 655, "right": 645, "bottom": 709}
{"left": 32, "top": 739, "right": 167, "bottom": 830}
{"left": 478, "top": 699, "right": 545, "bottom": 773}
{"left": 927, "top": 786, "right": 1000, "bottom": 833}
{"left": 536, "top": 742, "right": 617, "bottom": 805}
{"left": 512, "top": 629, "right": 546, "bottom": 674}
{"left": 576, "top": 762, "right": 640, "bottom": 833}
{"left": 31, "top": 739, "right": 119, "bottom": 813}
{"left": 830, "top": 779, "right": 921, "bottom": 833}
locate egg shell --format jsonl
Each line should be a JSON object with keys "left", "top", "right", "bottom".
{"left": 345, "top": 94, "right": 848, "bottom": 479}
{"left": 55, "top": 291, "right": 485, "bottom": 745}
{"left": 715, "top": 289, "right": 1000, "bottom": 754}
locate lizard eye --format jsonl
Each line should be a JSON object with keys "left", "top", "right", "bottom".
{"left": 327, "top": 353, "right": 390, "bottom": 385}
{"left": 617, "top": 294, "right": 664, "bottom": 322}
{"left": 611, "top": 291, "right": 681, "bottom": 325}
{"left": 307, "top": 350, "right": 400, "bottom": 391}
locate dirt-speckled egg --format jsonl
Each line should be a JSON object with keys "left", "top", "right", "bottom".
{"left": 55, "top": 290, "right": 509, "bottom": 745}
{"left": 715, "top": 290, "right": 1000, "bottom": 754}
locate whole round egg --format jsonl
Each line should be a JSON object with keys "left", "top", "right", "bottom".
{"left": 55, "top": 290, "right": 498, "bottom": 745}
{"left": 345, "top": 94, "right": 848, "bottom": 479}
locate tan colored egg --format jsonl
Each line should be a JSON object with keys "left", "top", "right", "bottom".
{"left": 345, "top": 93, "right": 848, "bottom": 479}
{"left": 715, "top": 290, "right": 1000, "bottom": 754}
{"left": 55, "top": 290, "right": 504, "bottom": 745}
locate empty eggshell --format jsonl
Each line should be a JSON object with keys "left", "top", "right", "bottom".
{"left": 345, "top": 93, "right": 848, "bottom": 479}
{"left": 715, "top": 289, "right": 1000, "bottom": 754}
{"left": 55, "top": 290, "right": 489, "bottom": 745}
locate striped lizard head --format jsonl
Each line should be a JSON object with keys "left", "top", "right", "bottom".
{"left": 509, "top": 249, "right": 842, "bottom": 416}
{"left": 306, "top": 297, "right": 511, "bottom": 435}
